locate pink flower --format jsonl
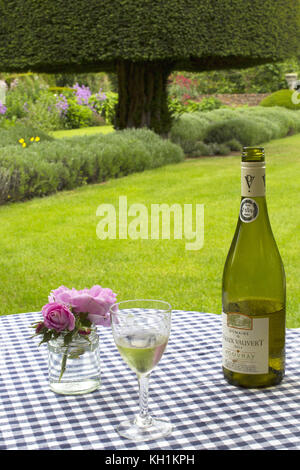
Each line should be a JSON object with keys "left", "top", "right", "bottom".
{"left": 49, "top": 285, "right": 117, "bottom": 327}
{"left": 48, "top": 286, "right": 78, "bottom": 306}
{"left": 42, "top": 302, "right": 75, "bottom": 332}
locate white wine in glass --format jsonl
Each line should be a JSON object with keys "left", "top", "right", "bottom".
{"left": 110, "top": 299, "right": 172, "bottom": 441}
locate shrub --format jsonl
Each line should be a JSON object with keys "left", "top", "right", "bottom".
{"left": 189, "top": 141, "right": 233, "bottom": 158}
{"left": 196, "top": 97, "right": 223, "bottom": 112}
{"left": 5, "top": 74, "right": 49, "bottom": 120}
{"left": 189, "top": 141, "right": 214, "bottom": 157}
{"left": 21, "top": 91, "right": 62, "bottom": 132}
{"left": 0, "top": 124, "right": 53, "bottom": 148}
{"left": 168, "top": 74, "right": 199, "bottom": 101}
{"left": 49, "top": 86, "right": 75, "bottom": 98}
{"left": 168, "top": 96, "right": 223, "bottom": 117}
{"left": 170, "top": 113, "right": 211, "bottom": 153}
{"left": 86, "top": 90, "right": 118, "bottom": 126}
{"left": 170, "top": 108, "right": 238, "bottom": 154}
{"left": 0, "top": 117, "right": 17, "bottom": 129}
{"left": 225, "top": 139, "right": 242, "bottom": 151}
{"left": 168, "top": 97, "right": 185, "bottom": 117}
{"left": 238, "top": 106, "right": 300, "bottom": 137}
{"left": 3, "top": 75, "right": 113, "bottom": 131}
{"left": 0, "top": 128, "right": 184, "bottom": 204}
{"left": 171, "top": 106, "right": 300, "bottom": 156}
{"left": 204, "top": 116, "right": 273, "bottom": 146}
{"left": 259, "top": 89, "right": 300, "bottom": 110}
{"left": 54, "top": 72, "right": 113, "bottom": 94}
{"left": 199, "top": 108, "right": 237, "bottom": 123}
{"left": 168, "top": 59, "right": 299, "bottom": 95}
{"left": 64, "top": 99, "right": 94, "bottom": 128}
{"left": 211, "top": 143, "right": 231, "bottom": 156}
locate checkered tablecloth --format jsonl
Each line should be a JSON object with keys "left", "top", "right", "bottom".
{"left": 0, "top": 310, "right": 300, "bottom": 450}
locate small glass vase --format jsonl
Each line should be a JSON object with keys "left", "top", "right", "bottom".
{"left": 47, "top": 329, "right": 101, "bottom": 395}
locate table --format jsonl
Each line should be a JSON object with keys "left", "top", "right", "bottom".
{"left": 0, "top": 311, "right": 300, "bottom": 450}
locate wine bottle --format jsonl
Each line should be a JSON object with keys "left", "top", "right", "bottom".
{"left": 222, "top": 147, "right": 286, "bottom": 388}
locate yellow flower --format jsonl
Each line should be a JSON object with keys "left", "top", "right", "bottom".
{"left": 35, "top": 136, "right": 40, "bottom": 142}
{"left": 30, "top": 137, "right": 34, "bottom": 142}
{"left": 22, "top": 142, "right": 27, "bottom": 148}
{"left": 18, "top": 138, "right": 24, "bottom": 144}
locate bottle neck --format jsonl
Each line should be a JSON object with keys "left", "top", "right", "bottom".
{"left": 241, "top": 161, "right": 266, "bottom": 198}
{"left": 240, "top": 160, "right": 267, "bottom": 224}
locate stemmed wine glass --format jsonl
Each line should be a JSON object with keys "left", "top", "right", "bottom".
{"left": 110, "top": 299, "right": 172, "bottom": 441}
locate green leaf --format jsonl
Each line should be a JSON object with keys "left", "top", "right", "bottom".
{"left": 68, "top": 346, "right": 86, "bottom": 359}
{"left": 78, "top": 312, "right": 92, "bottom": 327}
{"left": 59, "top": 346, "right": 69, "bottom": 382}
{"left": 38, "top": 329, "right": 53, "bottom": 345}
{"left": 63, "top": 331, "right": 74, "bottom": 347}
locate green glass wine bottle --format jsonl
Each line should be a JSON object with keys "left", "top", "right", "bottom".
{"left": 222, "top": 147, "right": 286, "bottom": 388}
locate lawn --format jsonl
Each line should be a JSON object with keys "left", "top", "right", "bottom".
{"left": 50, "top": 125, "right": 114, "bottom": 139}
{"left": 0, "top": 133, "right": 299, "bottom": 327}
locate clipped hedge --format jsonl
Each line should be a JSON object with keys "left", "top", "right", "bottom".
{"left": 0, "top": 128, "right": 184, "bottom": 204}
{"left": 1, "top": 1, "right": 299, "bottom": 135}
{"left": 0, "top": 1, "right": 299, "bottom": 73}
{"left": 170, "top": 106, "right": 300, "bottom": 156}
{"left": 259, "top": 89, "right": 300, "bottom": 110}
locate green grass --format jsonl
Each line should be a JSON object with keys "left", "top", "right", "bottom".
{"left": 50, "top": 125, "right": 114, "bottom": 139}
{"left": 0, "top": 133, "right": 299, "bottom": 327}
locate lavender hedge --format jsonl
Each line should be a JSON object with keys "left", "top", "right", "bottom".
{"left": 0, "top": 128, "right": 184, "bottom": 204}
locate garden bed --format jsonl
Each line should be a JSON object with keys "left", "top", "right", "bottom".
{"left": 170, "top": 106, "right": 300, "bottom": 157}
{"left": 0, "top": 128, "right": 184, "bottom": 204}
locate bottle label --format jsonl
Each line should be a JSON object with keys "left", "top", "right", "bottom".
{"left": 241, "top": 162, "right": 265, "bottom": 197}
{"left": 222, "top": 313, "right": 269, "bottom": 374}
{"left": 240, "top": 198, "right": 259, "bottom": 223}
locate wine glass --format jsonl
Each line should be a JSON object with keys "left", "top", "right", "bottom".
{"left": 110, "top": 299, "right": 172, "bottom": 441}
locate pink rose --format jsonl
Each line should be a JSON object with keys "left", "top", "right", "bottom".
{"left": 42, "top": 302, "right": 75, "bottom": 332}
{"left": 49, "top": 285, "right": 117, "bottom": 326}
{"left": 48, "top": 286, "right": 78, "bottom": 306}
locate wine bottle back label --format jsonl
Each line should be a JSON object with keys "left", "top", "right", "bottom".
{"left": 240, "top": 198, "right": 259, "bottom": 223}
{"left": 222, "top": 313, "right": 269, "bottom": 374}
{"left": 241, "top": 162, "right": 265, "bottom": 197}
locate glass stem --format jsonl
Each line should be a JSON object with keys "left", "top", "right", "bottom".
{"left": 136, "top": 374, "right": 152, "bottom": 427}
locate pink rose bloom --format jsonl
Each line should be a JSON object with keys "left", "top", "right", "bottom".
{"left": 48, "top": 286, "right": 78, "bottom": 306}
{"left": 42, "top": 302, "right": 75, "bottom": 332}
{"left": 49, "top": 285, "right": 117, "bottom": 326}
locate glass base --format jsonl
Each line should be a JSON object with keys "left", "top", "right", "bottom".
{"left": 117, "top": 415, "right": 172, "bottom": 441}
{"left": 49, "top": 378, "right": 101, "bottom": 395}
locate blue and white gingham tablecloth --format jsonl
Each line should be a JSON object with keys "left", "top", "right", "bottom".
{"left": 0, "top": 311, "right": 300, "bottom": 450}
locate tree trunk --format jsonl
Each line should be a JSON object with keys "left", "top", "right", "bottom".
{"left": 115, "top": 60, "right": 173, "bottom": 136}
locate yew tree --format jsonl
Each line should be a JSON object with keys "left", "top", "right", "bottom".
{"left": 0, "top": 0, "right": 299, "bottom": 134}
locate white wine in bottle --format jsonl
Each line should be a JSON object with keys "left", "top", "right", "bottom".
{"left": 222, "top": 147, "right": 286, "bottom": 388}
